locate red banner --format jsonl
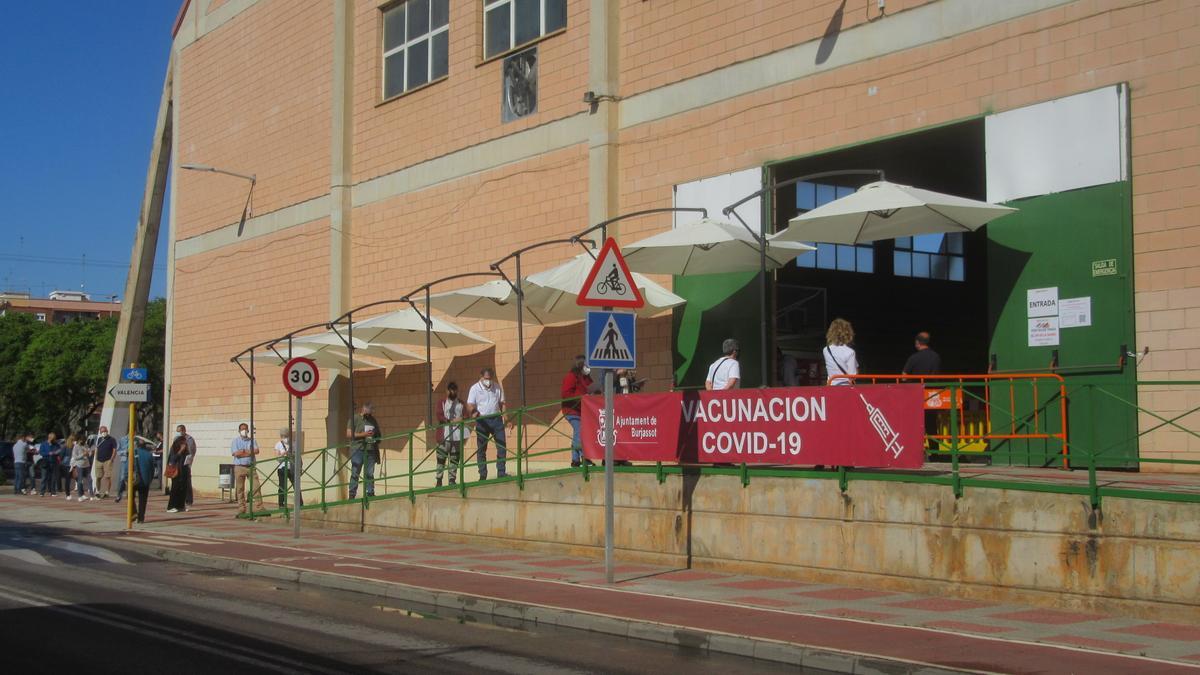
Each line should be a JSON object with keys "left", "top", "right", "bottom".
{"left": 582, "top": 392, "right": 682, "bottom": 461}
{"left": 582, "top": 385, "right": 925, "bottom": 468}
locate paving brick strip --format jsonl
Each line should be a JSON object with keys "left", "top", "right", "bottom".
{"left": 6, "top": 494, "right": 1198, "bottom": 674}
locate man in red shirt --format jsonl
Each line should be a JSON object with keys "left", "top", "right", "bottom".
{"left": 560, "top": 355, "right": 594, "bottom": 467}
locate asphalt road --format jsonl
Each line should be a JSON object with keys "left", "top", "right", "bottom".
{"left": 0, "top": 521, "right": 814, "bottom": 674}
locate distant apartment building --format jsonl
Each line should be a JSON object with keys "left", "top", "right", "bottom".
{"left": 0, "top": 290, "right": 121, "bottom": 323}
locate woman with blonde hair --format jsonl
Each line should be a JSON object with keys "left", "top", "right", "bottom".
{"left": 824, "top": 318, "right": 858, "bottom": 386}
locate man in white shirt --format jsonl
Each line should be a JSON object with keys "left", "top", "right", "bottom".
{"left": 466, "top": 367, "right": 508, "bottom": 481}
{"left": 705, "top": 339, "right": 742, "bottom": 390}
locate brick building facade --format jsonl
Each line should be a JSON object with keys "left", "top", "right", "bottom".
{"left": 165, "top": 0, "right": 1200, "bottom": 488}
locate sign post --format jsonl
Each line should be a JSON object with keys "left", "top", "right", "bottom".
{"left": 282, "top": 357, "right": 320, "bottom": 539}
{"left": 578, "top": 240, "right": 642, "bottom": 584}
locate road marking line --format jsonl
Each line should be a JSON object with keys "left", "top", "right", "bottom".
{"left": 41, "top": 540, "right": 130, "bottom": 564}
{"left": 0, "top": 548, "right": 53, "bottom": 566}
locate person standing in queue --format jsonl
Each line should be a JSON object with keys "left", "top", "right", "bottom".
{"left": 435, "top": 382, "right": 465, "bottom": 487}
{"left": 705, "top": 339, "right": 741, "bottom": 391}
{"left": 347, "top": 402, "right": 381, "bottom": 500}
{"left": 824, "top": 318, "right": 858, "bottom": 386}
{"left": 166, "top": 433, "right": 190, "bottom": 513}
{"left": 38, "top": 432, "right": 62, "bottom": 497}
{"left": 230, "top": 422, "right": 262, "bottom": 515}
{"left": 902, "top": 331, "right": 942, "bottom": 376}
{"left": 466, "top": 367, "right": 508, "bottom": 481}
{"left": 92, "top": 426, "right": 117, "bottom": 499}
{"left": 561, "top": 355, "right": 593, "bottom": 468}
{"left": 133, "top": 438, "right": 155, "bottom": 523}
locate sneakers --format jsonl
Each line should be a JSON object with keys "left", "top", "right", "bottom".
{"left": 167, "top": 508, "right": 179, "bottom": 513}
{"left": 80, "top": 496, "right": 90, "bottom": 502}
{"left": 66, "top": 495, "right": 74, "bottom": 501}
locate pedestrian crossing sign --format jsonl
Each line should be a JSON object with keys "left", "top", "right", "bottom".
{"left": 586, "top": 311, "right": 636, "bottom": 369}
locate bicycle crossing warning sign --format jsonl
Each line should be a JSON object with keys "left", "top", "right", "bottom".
{"left": 576, "top": 238, "right": 645, "bottom": 308}
{"left": 586, "top": 311, "right": 636, "bottom": 369}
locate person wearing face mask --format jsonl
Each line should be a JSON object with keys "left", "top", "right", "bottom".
{"left": 91, "top": 426, "right": 117, "bottom": 499}
{"left": 230, "top": 422, "right": 262, "bottom": 515}
{"left": 347, "top": 402, "right": 381, "bottom": 499}
{"left": 274, "top": 428, "right": 301, "bottom": 508}
{"left": 435, "top": 383, "right": 465, "bottom": 487}
{"left": 561, "top": 355, "right": 594, "bottom": 468}
{"left": 466, "top": 367, "right": 507, "bottom": 481}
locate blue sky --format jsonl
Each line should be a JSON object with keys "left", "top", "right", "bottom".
{"left": 0, "top": 2, "right": 180, "bottom": 301}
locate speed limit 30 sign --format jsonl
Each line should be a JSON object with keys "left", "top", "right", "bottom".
{"left": 282, "top": 357, "right": 320, "bottom": 398}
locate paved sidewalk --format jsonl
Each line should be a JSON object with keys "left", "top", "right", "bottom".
{"left": 3, "top": 491, "right": 1198, "bottom": 673}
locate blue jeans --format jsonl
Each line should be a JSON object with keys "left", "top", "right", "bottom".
{"left": 566, "top": 414, "right": 583, "bottom": 463}
{"left": 115, "top": 460, "right": 128, "bottom": 499}
{"left": 475, "top": 417, "right": 507, "bottom": 479}
{"left": 13, "top": 463, "right": 27, "bottom": 493}
{"left": 349, "top": 448, "right": 377, "bottom": 498}
{"left": 74, "top": 467, "right": 91, "bottom": 497}
{"left": 40, "top": 463, "right": 58, "bottom": 495}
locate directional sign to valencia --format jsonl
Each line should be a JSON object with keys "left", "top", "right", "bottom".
{"left": 109, "top": 383, "right": 150, "bottom": 403}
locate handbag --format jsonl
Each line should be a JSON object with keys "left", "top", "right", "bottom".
{"left": 164, "top": 464, "right": 179, "bottom": 479}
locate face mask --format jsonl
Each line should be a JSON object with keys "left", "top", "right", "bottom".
{"left": 99, "top": 431, "right": 108, "bottom": 438}
{"left": 239, "top": 429, "right": 249, "bottom": 438}
{"left": 619, "top": 377, "right": 629, "bottom": 389}
{"left": 582, "top": 366, "right": 591, "bottom": 376}
{"left": 481, "top": 378, "right": 492, "bottom": 388}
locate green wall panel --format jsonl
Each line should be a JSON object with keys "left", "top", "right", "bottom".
{"left": 672, "top": 272, "right": 762, "bottom": 388}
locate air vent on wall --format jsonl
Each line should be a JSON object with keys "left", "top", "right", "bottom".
{"left": 501, "top": 47, "right": 537, "bottom": 123}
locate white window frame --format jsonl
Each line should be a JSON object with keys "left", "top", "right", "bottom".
{"left": 381, "top": 0, "right": 450, "bottom": 100}
{"left": 483, "top": 0, "right": 564, "bottom": 59}
{"left": 35, "top": 312, "right": 46, "bottom": 322}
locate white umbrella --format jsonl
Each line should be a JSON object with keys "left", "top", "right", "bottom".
{"left": 240, "top": 343, "right": 419, "bottom": 371}
{"left": 426, "top": 254, "right": 686, "bottom": 325}
{"left": 775, "top": 181, "right": 1017, "bottom": 244}
{"left": 348, "top": 306, "right": 492, "bottom": 349}
{"left": 622, "top": 217, "right": 814, "bottom": 275}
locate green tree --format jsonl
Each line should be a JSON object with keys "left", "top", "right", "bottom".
{"left": 0, "top": 312, "right": 46, "bottom": 438}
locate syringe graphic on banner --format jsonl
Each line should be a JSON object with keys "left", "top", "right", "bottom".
{"left": 859, "top": 394, "right": 904, "bottom": 458}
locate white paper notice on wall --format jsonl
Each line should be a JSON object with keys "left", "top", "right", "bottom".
{"left": 1029, "top": 317, "right": 1060, "bottom": 347}
{"left": 1027, "top": 287, "right": 1058, "bottom": 318}
{"left": 1059, "top": 297, "right": 1092, "bottom": 328}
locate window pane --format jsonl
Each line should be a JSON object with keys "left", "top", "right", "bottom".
{"left": 431, "top": 30, "right": 449, "bottom": 80}
{"left": 431, "top": 0, "right": 449, "bottom": 28}
{"left": 857, "top": 246, "right": 874, "bottom": 273}
{"left": 895, "top": 236, "right": 911, "bottom": 250}
{"left": 407, "top": 0, "right": 429, "bottom": 40}
{"left": 795, "top": 182, "right": 816, "bottom": 211}
{"left": 894, "top": 251, "right": 910, "bottom": 276}
{"left": 836, "top": 185, "right": 854, "bottom": 198}
{"left": 383, "top": 51, "right": 405, "bottom": 98}
{"left": 947, "top": 232, "right": 964, "bottom": 254}
{"left": 485, "top": 5, "right": 510, "bottom": 58}
{"left": 816, "top": 183, "right": 836, "bottom": 207}
{"left": 383, "top": 4, "right": 406, "bottom": 51}
{"left": 514, "top": 0, "right": 541, "bottom": 46}
{"left": 930, "top": 254, "right": 949, "bottom": 279}
{"left": 913, "top": 252, "right": 930, "bottom": 278}
{"left": 914, "top": 233, "right": 943, "bottom": 253}
{"left": 545, "top": 0, "right": 567, "bottom": 32}
{"left": 836, "top": 245, "right": 856, "bottom": 271}
{"left": 407, "top": 39, "right": 429, "bottom": 88}
{"left": 795, "top": 250, "right": 816, "bottom": 268}
{"left": 816, "top": 243, "right": 836, "bottom": 269}
{"left": 949, "top": 256, "right": 965, "bottom": 281}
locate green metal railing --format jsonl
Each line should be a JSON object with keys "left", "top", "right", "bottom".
{"left": 240, "top": 380, "right": 1200, "bottom": 520}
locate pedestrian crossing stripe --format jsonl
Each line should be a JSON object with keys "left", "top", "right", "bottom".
{"left": 585, "top": 311, "right": 636, "bottom": 369}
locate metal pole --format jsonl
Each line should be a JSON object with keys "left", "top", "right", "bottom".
{"left": 293, "top": 395, "right": 302, "bottom": 539}
{"left": 126, "top": 364, "right": 136, "bottom": 529}
{"left": 425, "top": 287, "right": 434, "bottom": 442}
{"left": 603, "top": 370, "right": 615, "bottom": 584}
{"left": 287, "top": 337, "right": 294, "bottom": 510}
{"left": 759, "top": 221, "right": 769, "bottom": 386}
{"left": 249, "top": 350, "right": 257, "bottom": 517}
{"left": 515, "top": 254, "right": 526, "bottom": 411}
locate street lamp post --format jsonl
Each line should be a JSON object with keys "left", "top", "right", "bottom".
{"left": 180, "top": 163, "right": 257, "bottom": 236}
